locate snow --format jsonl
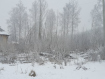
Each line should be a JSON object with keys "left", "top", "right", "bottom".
{"left": 0, "top": 61, "right": 105, "bottom": 79}
{"left": 0, "top": 31, "right": 9, "bottom": 36}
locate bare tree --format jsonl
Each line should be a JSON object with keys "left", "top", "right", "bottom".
{"left": 60, "top": 0, "right": 80, "bottom": 52}
{"left": 29, "top": 0, "right": 47, "bottom": 53}
{"left": 70, "top": 1, "right": 80, "bottom": 51}
{"left": 91, "top": 0, "right": 103, "bottom": 49}
{"left": 38, "top": 0, "right": 47, "bottom": 40}
{"left": 45, "top": 9, "right": 56, "bottom": 53}
{"left": 91, "top": 0, "right": 103, "bottom": 28}
{"left": 7, "top": 1, "right": 29, "bottom": 43}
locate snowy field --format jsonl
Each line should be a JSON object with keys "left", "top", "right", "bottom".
{"left": 0, "top": 61, "right": 105, "bottom": 79}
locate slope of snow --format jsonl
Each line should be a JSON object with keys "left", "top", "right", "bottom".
{"left": 0, "top": 61, "right": 105, "bottom": 79}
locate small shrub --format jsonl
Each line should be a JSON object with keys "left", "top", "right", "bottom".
{"left": 76, "top": 65, "right": 82, "bottom": 70}
{"left": 76, "top": 65, "right": 88, "bottom": 70}
{"left": 39, "top": 62, "right": 44, "bottom": 65}
{"left": 0, "top": 67, "right": 4, "bottom": 71}
{"left": 49, "top": 58, "right": 55, "bottom": 62}
{"left": 99, "top": 49, "right": 105, "bottom": 60}
{"left": 60, "top": 65, "right": 64, "bottom": 69}
{"left": 53, "top": 65, "right": 56, "bottom": 69}
{"left": 29, "top": 70, "right": 36, "bottom": 77}
{"left": 89, "top": 53, "right": 98, "bottom": 61}
{"left": 82, "top": 66, "right": 88, "bottom": 70}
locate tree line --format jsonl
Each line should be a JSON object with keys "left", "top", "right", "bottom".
{"left": 7, "top": 0, "right": 104, "bottom": 56}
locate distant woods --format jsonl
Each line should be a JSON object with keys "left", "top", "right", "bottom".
{"left": 7, "top": 0, "right": 104, "bottom": 54}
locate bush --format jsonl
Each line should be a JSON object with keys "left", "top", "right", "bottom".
{"left": 29, "top": 70, "right": 36, "bottom": 77}
{"left": 89, "top": 47, "right": 105, "bottom": 61}
{"left": 89, "top": 53, "right": 98, "bottom": 61}
{"left": 0, "top": 67, "right": 4, "bottom": 71}
{"left": 99, "top": 49, "right": 105, "bottom": 60}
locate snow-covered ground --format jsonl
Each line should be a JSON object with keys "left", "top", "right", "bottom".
{"left": 0, "top": 61, "right": 105, "bottom": 79}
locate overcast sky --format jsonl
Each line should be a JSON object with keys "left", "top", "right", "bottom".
{"left": 0, "top": 0, "right": 97, "bottom": 32}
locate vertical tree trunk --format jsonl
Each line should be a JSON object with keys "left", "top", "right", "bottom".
{"left": 39, "top": 0, "right": 42, "bottom": 40}
{"left": 103, "top": 0, "right": 105, "bottom": 59}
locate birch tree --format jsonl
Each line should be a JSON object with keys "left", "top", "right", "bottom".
{"left": 38, "top": 0, "right": 47, "bottom": 40}
{"left": 8, "top": 1, "right": 29, "bottom": 43}
{"left": 45, "top": 9, "right": 56, "bottom": 53}
{"left": 60, "top": 0, "right": 80, "bottom": 51}
{"left": 91, "top": 0, "right": 103, "bottom": 49}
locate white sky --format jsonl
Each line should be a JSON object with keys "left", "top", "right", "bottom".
{"left": 0, "top": 0, "right": 97, "bottom": 32}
